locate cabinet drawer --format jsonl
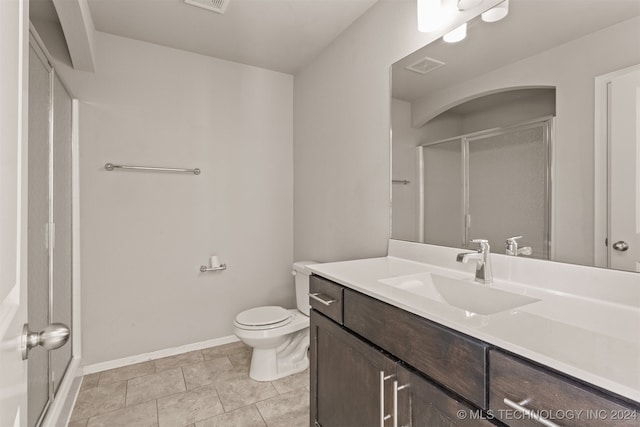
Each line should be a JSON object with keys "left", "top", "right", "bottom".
{"left": 490, "top": 350, "right": 639, "bottom": 427}
{"left": 344, "top": 289, "right": 488, "bottom": 408}
{"left": 309, "top": 275, "right": 344, "bottom": 324}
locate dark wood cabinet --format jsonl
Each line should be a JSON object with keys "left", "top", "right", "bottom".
{"left": 344, "top": 289, "right": 488, "bottom": 408}
{"left": 310, "top": 274, "right": 639, "bottom": 427}
{"left": 309, "top": 275, "right": 344, "bottom": 324}
{"left": 489, "top": 350, "right": 640, "bottom": 427}
{"left": 310, "top": 311, "right": 495, "bottom": 427}
{"left": 398, "top": 365, "right": 496, "bottom": 427}
{"left": 311, "top": 311, "right": 396, "bottom": 427}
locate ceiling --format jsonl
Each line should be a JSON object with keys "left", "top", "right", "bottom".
{"left": 392, "top": 0, "right": 640, "bottom": 102}
{"left": 30, "top": 0, "right": 379, "bottom": 74}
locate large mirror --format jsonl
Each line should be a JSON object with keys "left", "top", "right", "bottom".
{"left": 391, "top": 0, "right": 640, "bottom": 272}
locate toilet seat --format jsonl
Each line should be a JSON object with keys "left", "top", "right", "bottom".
{"left": 234, "top": 306, "right": 292, "bottom": 330}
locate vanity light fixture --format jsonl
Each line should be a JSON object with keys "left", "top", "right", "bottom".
{"left": 482, "top": 0, "right": 509, "bottom": 22}
{"left": 457, "top": 0, "right": 482, "bottom": 10}
{"left": 417, "top": 0, "right": 443, "bottom": 32}
{"left": 443, "top": 22, "right": 467, "bottom": 42}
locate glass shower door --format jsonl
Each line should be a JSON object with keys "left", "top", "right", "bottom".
{"left": 27, "top": 37, "right": 74, "bottom": 426}
{"left": 28, "top": 42, "right": 53, "bottom": 427}
{"left": 466, "top": 121, "right": 551, "bottom": 258}
{"left": 51, "top": 72, "right": 73, "bottom": 395}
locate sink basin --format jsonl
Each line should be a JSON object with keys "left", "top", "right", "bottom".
{"left": 379, "top": 273, "right": 539, "bottom": 315}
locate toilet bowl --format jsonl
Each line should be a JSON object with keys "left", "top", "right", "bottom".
{"left": 233, "top": 261, "right": 316, "bottom": 381}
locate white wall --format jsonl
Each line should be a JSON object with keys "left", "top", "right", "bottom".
{"left": 411, "top": 17, "right": 640, "bottom": 265}
{"left": 390, "top": 99, "right": 421, "bottom": 242}
{"left": 293, "top": 0, "right": 501, "bottom": 262}
{"left": 55, "top": 32, "right": 294, "bottom": 365}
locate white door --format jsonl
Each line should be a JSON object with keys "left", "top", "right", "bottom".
{"left": 0, "top": 0, "right": 29, "bottom": 426}
{"left": 609, "top": 67, "right": 640, "bottom": 271}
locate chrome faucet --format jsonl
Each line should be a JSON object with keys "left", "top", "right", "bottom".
{"left": 505, "top": 236, "right": 532, "bottom": 257}
{"left": 456, "top": 239, "right": 493, "bottom": 284}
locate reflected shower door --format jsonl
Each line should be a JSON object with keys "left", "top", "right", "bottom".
{"left": 466, "top": 121, "right": 551, "bottom": 258}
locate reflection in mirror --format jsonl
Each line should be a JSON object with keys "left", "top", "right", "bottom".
{"left": 391, "top": 0, "right": 640, "bottom": 272}
{"left": 419, "top": 89, "right": 553, "bottom": 259}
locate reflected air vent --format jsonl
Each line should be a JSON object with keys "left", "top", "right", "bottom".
{"left": 405, "top": 57, "right": 445, "bottom": 75}
{"left": 185, "top": 0, "right": 230, "bottom": 14}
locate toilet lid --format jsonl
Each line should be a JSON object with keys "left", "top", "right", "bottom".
{"left": 235, "top": 306, "right": 291, "bottom": 327}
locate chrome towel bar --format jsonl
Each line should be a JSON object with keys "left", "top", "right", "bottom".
{"left": 105, "top": 163, "right": 201, "bottom": 175}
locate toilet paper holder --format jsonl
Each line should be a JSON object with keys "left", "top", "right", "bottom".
{"left": 200, "top": 256, "right": 227, "bottom": 272}
{"left": 200, "top": 264, "right": 227, "bottom": 272}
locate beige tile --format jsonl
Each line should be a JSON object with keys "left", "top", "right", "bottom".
{"left": 255, "top": 388, "right": 309, "bottom": 427}
{"left": 80, "top": 373, "right": 101, "bottom": 392}
{"left": 155, "top": 350, "right": 204, "bottom": 372}
{"left": 126, "top": 368, "right": 186, "bottom": 406}
{"left": 195, "top": 405, "right": 267, "bottom": 427}
{"left": 271, "top": 369, "right": 309, "bottom": 394}
{"left": 68, "top": 419, "right": 89, "bottom": 427}
{"left": 157, "top": 384, "right": 224, "bottom": 427}
{"left": 99, "top": 361, "right": 155, "bottom": 385}
{"left": 215, "top": 376, "right": 279, "bottom": 412}
{"left": 227, "top": 348, "right": 252, "bottom": 368}
{"left": 201, "top": 342, "right": 247, "bottom": 361}
{"left": 87, "top": 401, "right": 158, "bottom": 427}
{"left": 70, "top": 381, "right": 126, "bottom": 421}
{"left": 182, "top": 357, "right": 244, "bottom": 390}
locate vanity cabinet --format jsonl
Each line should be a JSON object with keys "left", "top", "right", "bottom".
{"left": 309, "top": 275, "right": 496, "bottom": 427}
{"left": 309, "top": 274, "right": 640, "bottom": 427}
{"left": 310, "top": 311, "right": 396, "bottom": 426}
{"left": 310, "top": 311, "right": 496, "bottom": 427}
{"left": 344, "top": 289, "right": 487, "bottom": 408}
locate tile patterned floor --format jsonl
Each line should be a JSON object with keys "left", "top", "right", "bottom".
{"left": 68, "top": 342, "right": 309, "bottom": 427}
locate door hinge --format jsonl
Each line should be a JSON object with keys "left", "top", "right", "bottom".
{"left": 605, "top": 237, "right": 608, "bottom": 247}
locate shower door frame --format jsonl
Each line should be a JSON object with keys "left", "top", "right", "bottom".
{"left": 419, "top": 116, "right": 554, "bottom": 257}
{"left": 28, "top": 25, "right": 82, "bottom": 427}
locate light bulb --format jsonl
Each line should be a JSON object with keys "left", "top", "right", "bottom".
{"left": 482, "top": 0, "right": 509, "bottom": 22}
{"left": 443, "top": 22, "right": 467, "bottom": 43}
{"left": 457, "top": 0, "right": 482, "bottom": 10}
{"left": 418, "top": 0, "right": 443, "bottom": 32}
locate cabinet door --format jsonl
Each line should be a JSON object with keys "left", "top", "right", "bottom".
{"left": 311, "top": 311, "right": 396, "bottom": 427}
{"left": 397, "top": 365, "right": 498, "bottom": 427}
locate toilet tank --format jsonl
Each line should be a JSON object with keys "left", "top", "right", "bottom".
{"left": 292, "top": 261, "right": 317, "bottom": 316}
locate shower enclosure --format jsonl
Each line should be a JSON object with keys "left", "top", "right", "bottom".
{"left": 28, "top": 33, "right": 74, "bottom": 426}
{"left": 420, "top": 118, "right": 552, "bottom": 258}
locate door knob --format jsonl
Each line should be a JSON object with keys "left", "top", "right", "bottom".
{"left": 21, "top": 323, "right": 70, "bottom": 360}
{"left": 612, "top": 241, "right": 629, "bottom": 252}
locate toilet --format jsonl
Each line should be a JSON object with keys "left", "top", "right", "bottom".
{"left": 233, "top": 261, "right": 316, "bottom": 381}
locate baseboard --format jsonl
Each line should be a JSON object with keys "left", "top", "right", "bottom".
{"left": 82, "top": 335, "right": 240, "bottom": 375}
{"left": 42, "top": 356, "right": 83, "bottom": 427}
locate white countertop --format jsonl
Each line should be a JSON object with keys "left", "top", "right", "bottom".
{"left": 307, "top": 256, "right": 640, "bottom": 403}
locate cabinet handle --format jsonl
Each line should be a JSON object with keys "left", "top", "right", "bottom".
{"left": 380, "top": 371, "right": 393, "bottom": 427}
{"left": 503, "top": 398, "right": 560, "bottom": 427}
{"left": 309, "top": 292, "right": 336, "bottom": 306}
{"left": 392, "top": 380, "right": 409, "bottom": 427}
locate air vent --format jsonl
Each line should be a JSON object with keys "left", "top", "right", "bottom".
{"left": 185, "top": 0, "right": 230, "bottom": 14}
{"left": 405, "top": 57, "right": 445, "bottom": 75}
